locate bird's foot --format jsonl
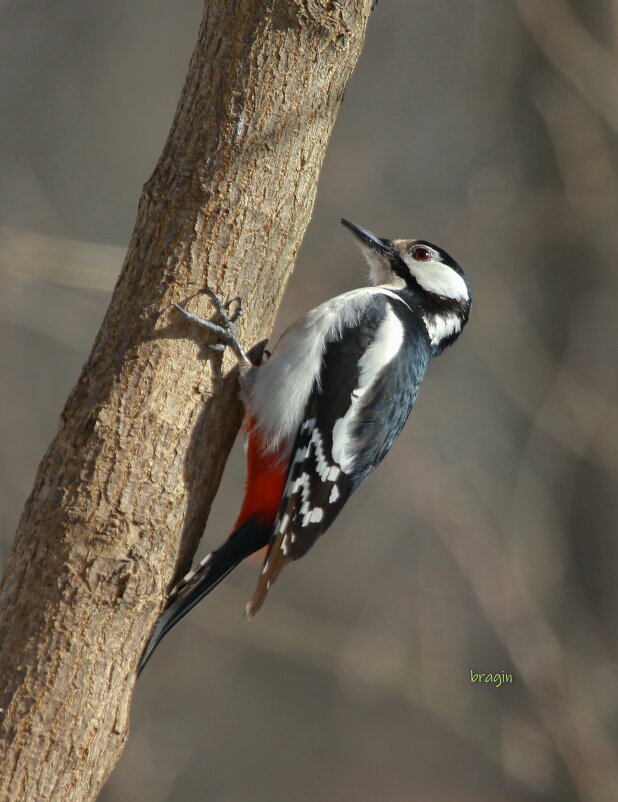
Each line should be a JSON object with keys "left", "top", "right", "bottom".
{"left": 174, "top": 289, "right": 251, "bottom": 366}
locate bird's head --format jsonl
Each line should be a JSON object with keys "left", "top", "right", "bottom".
{"left": 342, "top": 218, "right": 470, "bottom": 303}
{"left": 341, "top": 218, "right": 471, "bottom": 352}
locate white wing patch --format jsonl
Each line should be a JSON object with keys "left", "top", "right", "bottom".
{"left": 269, "top": 417, "right": 346, "bottom": 559}
{"left": 331, "top": 307, "right": 404, "bottom": 473}
{"left": 278, "top": 420, "right": 340, "bottom": 531}
{"left": 246, "top": 287, "right": 410, "bottom": 456}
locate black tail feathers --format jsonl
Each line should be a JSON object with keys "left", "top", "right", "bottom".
{"left": 137, "top": 517, "right": 271, "bottom": 675}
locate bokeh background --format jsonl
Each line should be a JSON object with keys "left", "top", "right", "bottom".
{"left": 1, "top": 1, "right": 617, "bottom": 800}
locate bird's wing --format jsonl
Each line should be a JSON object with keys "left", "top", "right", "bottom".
{"left": 246, "top": 296, "right": 431, "bottom": 617}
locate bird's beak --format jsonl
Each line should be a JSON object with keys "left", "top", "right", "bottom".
{"left": 341, "top": 219, "right": 393, "bottom": 257}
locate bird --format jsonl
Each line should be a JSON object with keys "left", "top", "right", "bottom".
{"left": 138, "top": 219, "right": 471, "bottom": 673}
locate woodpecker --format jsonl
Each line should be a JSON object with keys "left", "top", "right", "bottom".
{"left": 138, "top": 219, "right": 471, "bottom": 673}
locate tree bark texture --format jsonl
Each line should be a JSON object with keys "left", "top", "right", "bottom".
{"left": 0, "top": 2, "right": 373, "bottom": 799}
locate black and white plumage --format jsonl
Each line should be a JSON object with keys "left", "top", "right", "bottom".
{"left": 243, "top": 221, "right": 471, "bottom": 615}
{"left": 138, "top": 219, "right": 470, "bottom": 673}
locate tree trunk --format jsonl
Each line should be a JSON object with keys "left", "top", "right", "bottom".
{"left": 0, "top": 2, "right": 373, "bottom": 799}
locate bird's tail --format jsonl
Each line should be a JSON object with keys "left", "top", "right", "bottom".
{"left": 138, "top": 516, "right": 271, "bottom": 674}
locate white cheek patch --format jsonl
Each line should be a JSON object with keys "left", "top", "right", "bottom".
{"left": 402, "top": 254, "right": 469, "bottom": 301}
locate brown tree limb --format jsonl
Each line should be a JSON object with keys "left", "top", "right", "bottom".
{"left": 0, "top": 2, "right": 373, "bottom": 799}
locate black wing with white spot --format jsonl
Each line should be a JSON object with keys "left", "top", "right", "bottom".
{"left": 246, "top": 294, "right": 432, "bottom": 617}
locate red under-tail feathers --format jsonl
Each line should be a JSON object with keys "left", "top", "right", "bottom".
{"left": 232, "top": 415, "right": 286, "bottom": 533}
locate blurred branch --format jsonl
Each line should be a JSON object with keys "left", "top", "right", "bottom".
{"left": 505, "top": 66, "right": 618, "bottom": 777}
{"left": 189, "top": 583, "right": 539, "bottom": 791}
{"left": 471, "top": 271, "right": 618, "bottom": 478}
{"left": 531, "top": 73, "right": 618, "bottom": 221}
{"left": 393, "top": 444, "right": 618, "bottom": 802}
{"left": 517, "top": 0, "right": 618, "bottom": 132}
{"left": 0, "top": 226, "right": 121, "bottom": 292}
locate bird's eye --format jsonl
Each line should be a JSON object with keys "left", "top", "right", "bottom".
{"left": 411, "top": 246, "right": 431, "bottom": 262}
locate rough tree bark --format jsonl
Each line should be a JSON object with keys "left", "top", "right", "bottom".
{"left": 0, "top": 2, "right": 373, "bottom": 799}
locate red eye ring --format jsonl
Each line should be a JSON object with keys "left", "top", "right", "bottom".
{"left": 412, "top": 246, "right": 431, "bottom": 262}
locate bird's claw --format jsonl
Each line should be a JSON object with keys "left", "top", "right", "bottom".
{"left": 174, "top": 290, "right": 251, "bottom": 366}
{"left": 223, "top": 296, "right": 243, "bottom": 324}
{"left": 197, "top": 289, "right": 243, "bottom": 327}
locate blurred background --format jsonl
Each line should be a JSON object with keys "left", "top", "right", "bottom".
{"left": 1, "top": 1, "right": 617, "bottom": 800}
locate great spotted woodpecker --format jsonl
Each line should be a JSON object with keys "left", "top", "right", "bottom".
{"left": 138, "top": 219, "right": 471, "bottom": 672}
